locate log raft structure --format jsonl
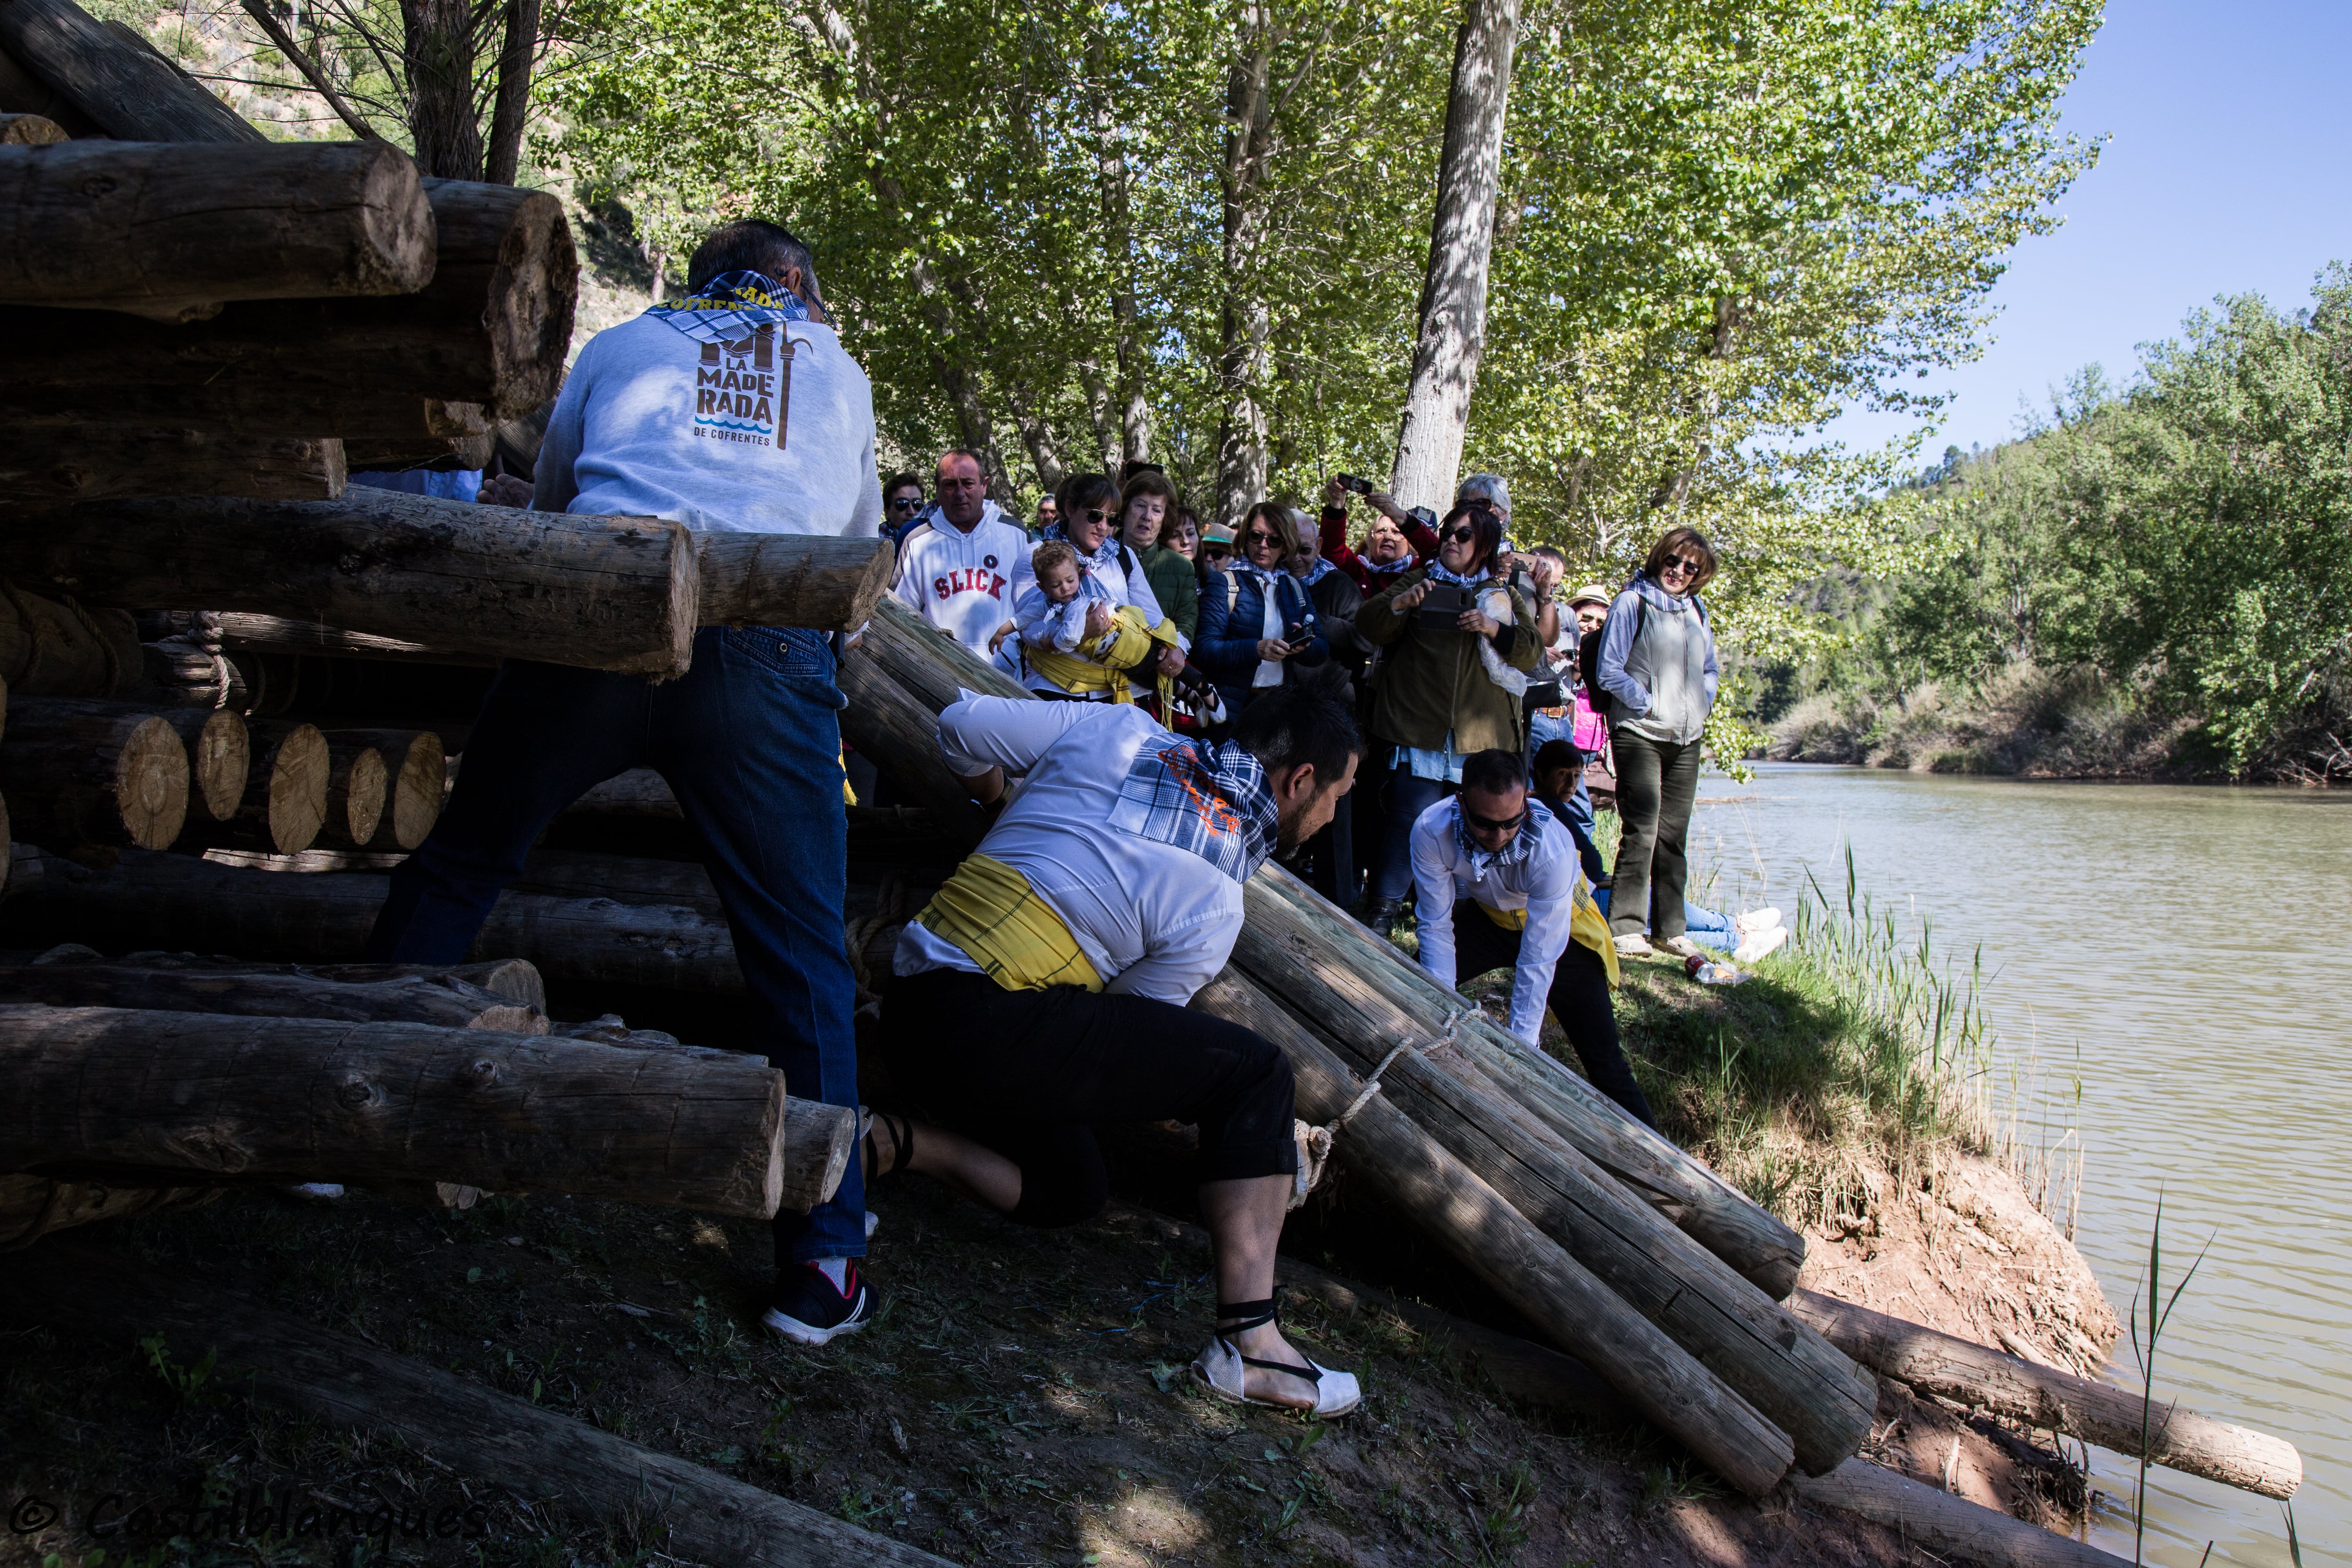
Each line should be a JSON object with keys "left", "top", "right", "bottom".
{"left": 0, "top": 11, "right": 2299, "bottom": 1564}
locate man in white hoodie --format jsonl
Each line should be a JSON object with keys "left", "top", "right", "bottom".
{"left": 890, "top": 448, "right": 1033, "bottom": 660}
{"left": 363, "top": 220, "right": 883, "bottom": 1346}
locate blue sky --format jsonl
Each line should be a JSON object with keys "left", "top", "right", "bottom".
{"left": 1827, "top": 0, "right": 2352, "bottom": 467}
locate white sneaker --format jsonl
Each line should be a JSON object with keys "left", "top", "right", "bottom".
{"left": 1613, "top": 933, "right": 1655, "bottom": 959}
{"left": 1653, "top": 934, "right": 1707, "bottom": 961}
{"left": 1732, "top": 925, "right": 1789, "bottom": 965}
{"left": 1733, "top": 907, "right": 1784, "bottom": 936}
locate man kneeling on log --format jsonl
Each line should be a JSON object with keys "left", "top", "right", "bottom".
{"left": 361, "top": 221, "right": 882, "bottom": 1343}
{"left": 1409, "top": 748, "right": 1657, "bottom": 1128}
{"left": 864, "top": 684, "right": 1366, "bottom": 1416}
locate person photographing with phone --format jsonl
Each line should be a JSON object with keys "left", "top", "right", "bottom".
{"left": 1194, "top": 501, "right": 1330, "bottom": 717}
{"left": 1350, "top": 497, "right": 1539, "bottom": 933}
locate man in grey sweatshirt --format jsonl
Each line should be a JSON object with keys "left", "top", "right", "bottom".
{"left": 364, "top": 221, "right": 885, "bottom": 1346}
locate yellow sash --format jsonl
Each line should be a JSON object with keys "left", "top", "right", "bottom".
{"left": 914, "top": 853, "right": 1104, "bottom": 993}
{"left": 1025, "top": 606, "right": 1182, "bottom": 711}
{"left": 1474, "top": 883, "right": 1621, "bottom": 987}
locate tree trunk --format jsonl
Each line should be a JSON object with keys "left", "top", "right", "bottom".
{"left": 319, "top": 742, "right": 389, "bottom": 850}
{"left": 0, "top": 427, "right": 346, "bottom": 503}
{"left": 0, "top": 847, "right": 747, "bottom": 996}
{"left": 1090, "top": 89, "right": 1151, "bottom": 464}
{"left": 0, "top": 584, "right": 139, "bottom": 697}
{"left": 0, "top": 139, "right": 434, "bottom": 322}
{"left": 0, "top": 1244, "right": 963, "bottom": 1565}
{"left": 692, "top": 531, "right": 896, "bottom": 634}
{"left": 154, "top": 706, "right": 248, "bottom": 822}
{"left": 482, "top": 0, "right": 540, "bottom": 186}
{"left": 1073, "top": 353, "right": 1122, "bottom": 475}
{"left": 1388, "top": 0, "right": 1520, "bottom": 514}
{"left": 203, "top": 719, "right": 329, "bottom": 854}
{"left": 399, "top": 0, "right": 484, "bottom": 180}
{"left": 25, "top": 952, "right": 548, "bottom": 1010}
{"left": 0, "top": 703, "right": 186, "bottom": 850}
{"left": 1214, "top": 21, "right": 1275, "bottom": 531}
{"left": 0, "top": 962, "right": 547, "bottom": 1033}
{"left": 319, "top": 729, "right": 446, "bottom": 851}
{"left": 0, "top": 0, "right": 264, "bottom": 143}
{"left": 0, "top": 491, "right": 699, "bottom": 677}
{"left": 1002, "top": 381, "right": 1066, "bottom": 496}
{"left": 216, "top": 614, "right": 498, "bottom": 668}
{"left": 0, "top": 1006, "right": 788, "bottom": 1214}
{"left": 0, "top": 179, "right": 577, "bottom": 432}
{"left": 1790, "top": 1290, "right": 2302, "bottom": 1500}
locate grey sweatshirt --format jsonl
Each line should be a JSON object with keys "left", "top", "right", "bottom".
{"left": 1595, "top": 573, "right": 1718, "bottom": 744}
{"left": 535, "top": 312, "right": 883, "bottom": 538}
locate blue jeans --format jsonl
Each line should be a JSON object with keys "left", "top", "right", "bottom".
{"left": 1591, "top": 887, "right": 1738, "bottom": 953}
{"left": 362, "top": 626, "right": 866, "bottom": 1266}
{"left": 1369, "top": 764, "right": 1450, "bottom": 904}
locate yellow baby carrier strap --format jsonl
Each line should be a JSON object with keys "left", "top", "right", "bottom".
{"left": 1026, "top": 606, "right": 1183, "bottom": 711}
{"left": 914, "top": 853, "right": 1104, "bottom": 993}
{"left": 1475, "top": 882, "right": 1621, "bottom": 986}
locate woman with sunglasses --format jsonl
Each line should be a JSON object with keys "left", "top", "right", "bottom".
{"left": 1351, "top": 498, "right": 1540, "bottom": 933}
{"left": 1593, "top": 526, "right": 1721, "bottom": 961}
{"left": 1020, "top": 472, "right": 1188, "bottom": 702}
{"left": 1194, "top": 502, "right": 1330, "bottom": 716}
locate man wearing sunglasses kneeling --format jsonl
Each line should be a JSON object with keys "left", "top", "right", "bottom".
{"left": 1407, "top": 748, "right": 1656, "bottom": 1128}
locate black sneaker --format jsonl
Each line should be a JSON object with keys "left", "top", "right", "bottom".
{"left": 760, "top": 1261, "right": 876, "bottom": 1346}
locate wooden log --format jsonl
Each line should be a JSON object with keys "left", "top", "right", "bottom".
{"left": 0, "top": 1244, "right": 963, "bottom": 1567}
{"left": 517, "top": 846, "right": 723, "bottom": 916}
{"left": 318, "top": 729, "right": 448, "bottom": 851}
{"left": 1789, "top": 1289, "right": 2302, "bottom": 1500}
{"left": 0, "top": 139, "right": 433, "bottom": 321}
{"left": 219, "top": 612, "right": 498, "bottom": 667}
{"left": 0, "top": 490, "right": 700, "bottom": 677}
{"left": 1195, "top": 970, "right": 1792, "bottom": 1494}
{"left": 0, "top": 1174, "right": 213, "bottom": 1248}
{"left": 0, "top": 42, "right": 99, "bottom": 136}
{"left": 153, "top": 706, "right": 246, "bottom": 821}
{"left": 338, "top": 424, "right": 495, "bottom": 471}
{"left": 833, "top": 598, "right": 1876, "bottom": 1476}
{"left": 0, "top": 847, "right": 747, "bottom": 996}
{"left": 0, "top": 0, "right": 265, "bottom": 144}
{"left": 1789, "top": 1458, "right": 2133, "bottom": 1568}
{"left": 0, "top": 180, "right": 573, "bottom": 432}
{"left": 0, "top": 700, "right": 185, "bottom": 848}
{"left": 31, "top": 949, "right": 549, "bottom": 1012}
{"left": 0, "top": 109, "right": 62, "bottom": 142}
{"left": 229, "top": 720, "right": 329, "bottom": 854}
{"left": 568, "top": 767, "right": 683, "bottom": 819}
{"left": 696, "top": 532, "right": 896, "bottom": 634}
{"left": 0, "top": 426, "right": 346, "bottom": 502}
{"left": 0, "top": 581, "right": 138, "bottom": 696}
{"left": 1246, "top": 865, "right": 1809, "bottom": 1297}
{"left": 0, "top": 1006, "right": 787, "bottom": 1215}
{"left": 319, "top": 742, "right": 388, "bottom": 850}
{"left": 0, "top": 961, "right": 548, "bottom": 1032}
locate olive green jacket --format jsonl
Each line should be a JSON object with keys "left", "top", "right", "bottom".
{"left": 1356, "top": 569, "right": 1540, "bottom": 754}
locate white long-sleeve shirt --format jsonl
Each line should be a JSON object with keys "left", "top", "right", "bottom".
{"left": 893, "top": 698, "right": 1245, "bottom": 1004}
{"left": 1020, "top": 541, "right": 1175, "bottom": 695}
{"left": 890, "top": 505, "right": 1035, "bottom": 656}
{"left": 535, "top": 313, "right": 882, "bottom": 537}
{"left": 1409, "top": 796, "right": 1585, "bottom": 1045}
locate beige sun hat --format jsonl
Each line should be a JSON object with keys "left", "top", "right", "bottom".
{"left": 1567, "top": 583, "right": 1613, "bottom": 610}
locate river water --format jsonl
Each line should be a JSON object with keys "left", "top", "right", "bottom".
{"left": 1682, "top": 766, "right": 2348, "bottom": 1567}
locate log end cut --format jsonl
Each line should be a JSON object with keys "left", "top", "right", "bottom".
{"left": 260, "top": 724, "right": 329, "bottom": 854}
{"left": 114, "top": 714, "right": 188, "bottom": 850}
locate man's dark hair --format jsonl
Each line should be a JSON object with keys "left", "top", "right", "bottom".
{"left": 883, "top": 472, "right": 923, "bottom": 497}
{"left": 1531, "top": 739, "right": 1584, "bottom": 784}
{"left": 1532, "top": 545, "right": 1567, "bottom": 565}
{"left": 686, "top": 220, "right": 823, "bottom": 307}
{"left": 1460, "top": 748, "right": 1527, "bottom": 797}
{"left": 1232, "top": 685, "right": 1361, "bottom": 787}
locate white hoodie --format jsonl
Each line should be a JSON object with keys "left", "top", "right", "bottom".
{"left": 890, "top": 501, "right": 1035, "bottom": 657}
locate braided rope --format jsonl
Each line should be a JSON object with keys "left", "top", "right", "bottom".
{"left": 1288, "top": 1009, "right": 1473, "bottom": 1210}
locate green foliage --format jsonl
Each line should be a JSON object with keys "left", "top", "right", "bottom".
{"left": 137, "top": 1332, "right": 219, "bottom": 1406}
{"left": 1767, "top": 267, "right": 2352, "bottom": 779}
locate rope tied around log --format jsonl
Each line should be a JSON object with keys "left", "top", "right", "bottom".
{"left": 1288, "top": 1009, "right": 1474, "bottom": 1210}
{"left": 844, "top": 871, "right": 910, "bottom": 1007}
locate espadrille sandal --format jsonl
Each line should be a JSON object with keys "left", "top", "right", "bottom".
{"left": 1189, "top": 1298, "right": 1361, "bottom": 1418}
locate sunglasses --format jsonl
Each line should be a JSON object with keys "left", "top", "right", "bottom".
{"left": 1246, "top": 529, "right": 1282, "bottom": 545}
{"left": 1463, "top": 804, "right": 1528, "bottom": 836}
{"left": 1080, "top": 508, "right": 1112, "bottom": 525}
{"left": 1441, "top": 524, "right": 1480, "bottom": 545}
{"left": 888, "top": 496, "right": 923, "bottom": 512}
{"left": 1658, "top": 555, "right": 1702, "bottom": 577}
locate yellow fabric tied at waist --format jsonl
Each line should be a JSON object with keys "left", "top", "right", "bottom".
{"left": 1026, "top": 606, "right": 1182, "bottom": 711}
{"left": 915, "top": 853, "right": 1104, "bottom": 993}
{"left": 1476, "top": 886, "right": 1621, "bottom": 986}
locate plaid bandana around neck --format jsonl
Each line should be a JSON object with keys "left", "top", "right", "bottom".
{"left": 1453, "top": 795, "right": 1543, "bottom": 882}
{"left": 1107, "top": 734, "right": 1280, "bottom": 883}
{"left": 1425, "top": 560, "right": 1492, "bottom": 590}
{"left": 647, "top": 269, "right": 811, "bottom": 345}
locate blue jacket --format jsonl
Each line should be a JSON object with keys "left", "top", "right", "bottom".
{"left": 1195, "top": 567, "right": 1328, "bottom": 709}
{"left": 1595, "top": 572, "right": 1718, "bottom": 744}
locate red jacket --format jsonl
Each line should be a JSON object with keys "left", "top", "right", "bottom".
{"left": 1319, "top": 505, "right": 1439, "bottom": 596}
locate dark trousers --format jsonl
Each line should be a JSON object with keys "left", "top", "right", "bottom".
{"left": 1450, "top": 902, "right": 1655, "bottom": 1126}
{"left": 1608, "top": 728, "right": 1704, "bottom": 940}
{"left": 1368, "top": 764, "right": 1450, "bottom": 904}
{"left": 361, "top": 626, "right": 866, "bottom": 1265}
{"left": 879, "top": 968, "right": 1298, "bottom": 1227}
